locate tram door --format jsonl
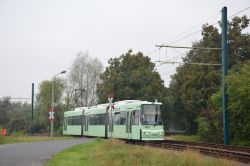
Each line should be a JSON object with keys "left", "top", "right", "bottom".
{"left": 85, "top": 115, "right": 89, "bottom": 131}
{"left": 126, "top": 112, "right": 132, "bottom": 139}
{"left": 131, "top": 110, "right": 140, "bottom": 140}
{"left": 81, "top": 110, "right": 85, "bottom": 136}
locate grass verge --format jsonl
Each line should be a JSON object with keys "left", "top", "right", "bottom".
{"left": 167, "top": 135, "right": 201, "bottom": 142}
{"left": 46, "top": 139, "right": 237, "bottom": 166}
{"left": 0, "top": 135, "right": 74, "bottom": 145}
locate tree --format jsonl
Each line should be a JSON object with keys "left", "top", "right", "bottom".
{"left": 7, "top": 102, "right": 30, "bottom": 133}
{"left": 227, "top": 16, "right": 250, "bottom": 67}
{"left": 97, "top": 50, "right": 171, "bottom": 129}
{"left": 0, "top": 97, "right": 11, "bottom": 128}
{"left": 168, "top": 15, "right": 250, "bottom": 135}
{"left": 97, "top": 50, "right": 167, "bottom": 102}
{"left": 65, "top": 52, "right": 103, "bottom": 108}
{"left": 35, "top": 79, "right": 65, "bottom": 133}
{"left": 203, "top": 61, "right": 250, "bottom": 145}
{"left": 0, "top": 98, "right": 31, "bottom": 134}
{"left": 226, "top": 60, "right": 250, "bottom": 145}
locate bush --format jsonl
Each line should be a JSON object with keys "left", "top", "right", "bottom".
{"left": 0, "top": 135, "right": 3, "bottom": 144}
{"left": 197, "top": 117, "right": 210, "bottom": 141}
{"left": 10, "top": 130, "right": 26, "bottom": 137}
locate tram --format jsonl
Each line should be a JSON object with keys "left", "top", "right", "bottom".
{"left": 63, "top": 100, "right": 164, "bottom": 140}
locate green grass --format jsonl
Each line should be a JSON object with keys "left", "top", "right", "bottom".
{"left": 167, "top": 135, "right": 201, "bottom": 142}
{"left": 0, "top": 135, "right": 74, "bottom": 145}
{"left": 46, "top": 139, "right": 237, "bottom": 166}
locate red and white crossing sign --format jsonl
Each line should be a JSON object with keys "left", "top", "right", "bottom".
{"left": 49, "top": 111, "right": 55, "bottom": 120}
{"left": 48, "top": 108, "right": 55, "bottom": 120}
{"left": 107, "top": 94, "right": 114, "bottom": 110}
{"left": 108, "top": 97, "right": 113, "bottom": 103}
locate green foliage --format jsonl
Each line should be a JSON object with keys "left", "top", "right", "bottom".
{"left": 97, "top": 50, "right": 171, "bottom": 128}
{"left": 10, "top": 130, "right": 26, "bottom": 137}
{"left": 0, "top": 97, "right": 11, "bottom": 128}
{"left": 36, "top": 79, "right": 65, "bottom": 109}
{"left": 168, "top": 15, "right": 250, "bottom": 136}
{"left": 35, "top": 79, "right": 65, "bottom": 133}
{"left": 0, "top": 97, "right": 30, "bottom": 135}
{"left": 7, "top": 102, "right": 30, "bottom": 133}
{"left": 227, "top": 16, "right": 250, "bottom": 66}
{"left": 197, "top": 117, "right": 209, "bottom": 139}
{"left": 0, "top": 135, "right": 3, "bottom": 144}
{"left": 197, "top": 60, "right": 250, "bottom": 145}
{"left": 97, "top": 50, "right": 166, "bottom": 102}
{"left": 169, "top": 24, "right": 222, "bottom": 133}
{"left": 226, "top": 60, "right": 250, "bottom": 146}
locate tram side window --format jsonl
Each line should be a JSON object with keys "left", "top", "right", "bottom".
{"left": 67, "top": 117, "right": 71, "bottom": 125}
{"left": 114, "top": 111, "right": 127, "bottom": 125}
{"left": 89, "top": 114, "right": 105, "bottom": 125}
{"left": 132, "top": 110, "right": 139, "bottom": 125}
{"left": 67, "top": 116, "right": 81, "bottom": 125}
{"left": 75, "top": 116, "right": 81, "bottom": 125}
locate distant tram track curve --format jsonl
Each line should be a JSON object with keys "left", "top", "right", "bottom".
{"left": 125, "top": 139, "right": 250, "bottom": 163}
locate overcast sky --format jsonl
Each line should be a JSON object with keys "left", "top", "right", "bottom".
{"left": 0, "top": 0, "right": 249, "bottom": 101}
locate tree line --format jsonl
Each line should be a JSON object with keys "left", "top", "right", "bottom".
{"left": 0, "top": 16, "right": 249, "bottom": 146}
{"left": 0, "top": 52, "right": 104, "bottom": 135}
{"left": 168, "top": 15, "right": 250, "bottom": 145}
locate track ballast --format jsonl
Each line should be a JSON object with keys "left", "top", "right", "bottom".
{"left": 125, "top": 140, "right": 250, "bottom": 163}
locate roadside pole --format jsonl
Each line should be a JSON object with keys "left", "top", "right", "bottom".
{"left": 105, "top": 104, "right": 108, "bottom": 139}
{"left": 108, "top": 97, "right": 113, "bottom": 138}
{"left": 50, "top": 78, "right": 55, "bottom": 138}
{"left": 105, "top": 96, "right": 113, "bottom": 139}
{"left": 31, "top": 83, "right": 34, "bottom": 135}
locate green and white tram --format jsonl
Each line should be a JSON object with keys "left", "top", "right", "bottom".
{"left": 63, "top": 100, "right": 164, "bottom": 140}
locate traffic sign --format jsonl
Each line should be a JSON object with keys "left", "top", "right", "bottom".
{"left": 49, "top": 111, "right": 55, "bottom": 120}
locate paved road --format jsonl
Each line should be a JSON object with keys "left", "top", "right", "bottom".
{"left": 0, "top": 137, "right": 94, "bottom": 166}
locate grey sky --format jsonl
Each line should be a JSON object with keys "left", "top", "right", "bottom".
{"left": 0, "top": 0, "right": 249, "bottom": 101}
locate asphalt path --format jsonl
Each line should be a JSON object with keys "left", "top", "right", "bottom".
{"left": 0, "top": 137, "right": 94, "bottom": 166}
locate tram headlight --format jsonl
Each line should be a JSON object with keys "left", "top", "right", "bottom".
{"left": 143, "top": 131, "right": 149, "bottom": 135}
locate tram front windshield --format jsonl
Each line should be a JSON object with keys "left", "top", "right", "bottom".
{"left": 141, "top": 104, "right": 162, "bottom": 125}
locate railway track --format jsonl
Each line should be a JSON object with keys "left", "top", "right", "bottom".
{"left": 125, "top": 140, "right": 250, "bottom": 163}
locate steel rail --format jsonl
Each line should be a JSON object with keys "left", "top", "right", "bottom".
{"left": 163, "top": 140, "right": 250, "bottom": 154}
{"left": 125, "top": 140, "right": 250, "bottom": 163}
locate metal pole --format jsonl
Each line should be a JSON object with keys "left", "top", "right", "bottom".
{"left": 31, "top": 83, "right": 34, "bottom": 135}
{"left": 222, "top": 6, "right": 229, "bottom": 145}
{"left": 108, "top": 97, "right": 113, "bottom": 138}
{"left": 49, "top": 70, "right": 66, "bottom": 138}
{"left": 105, "top": 106, "right": 108, "bottom": 138}
{"left": 50, "top": 77, "right": 54, "bottom": 138}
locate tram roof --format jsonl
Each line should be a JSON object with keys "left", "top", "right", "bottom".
{"left": 65, "top": 100, "right": 162, "bottom": 116}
